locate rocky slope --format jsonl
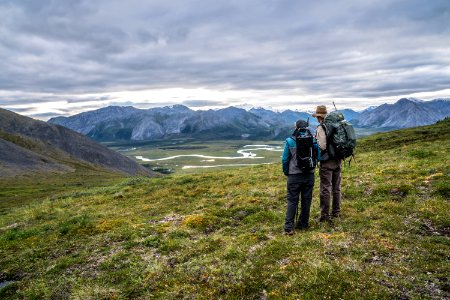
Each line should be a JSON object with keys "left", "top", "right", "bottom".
{"left": 0, "top": 108, "right": 155, "bottom": 177}
{"left": 0, "top": 138, "right": 72, "bottom": 177}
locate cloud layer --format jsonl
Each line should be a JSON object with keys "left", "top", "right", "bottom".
{"left": 1, "top": 0, "right": 449, "bottom": 118}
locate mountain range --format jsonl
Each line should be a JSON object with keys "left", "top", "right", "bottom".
{"left": 354, "top": 98, "right": 450, "bottom": 128}
{"left": 0, "top": 108, "right": 155, "bottom": 177}
{"left": 48, "top": 98, "right": 450, "bottom": 141}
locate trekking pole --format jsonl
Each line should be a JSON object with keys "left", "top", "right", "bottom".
{"left": 332, "top": 101, "right": 338, "bottom": 111}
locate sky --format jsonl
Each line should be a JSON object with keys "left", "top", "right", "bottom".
{"left": 1, "top": 0, "right": 450, "bottom": 120}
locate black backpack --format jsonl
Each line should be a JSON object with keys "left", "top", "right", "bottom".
{"left": 293, "top": 128, "right": 318, "bottom": 170}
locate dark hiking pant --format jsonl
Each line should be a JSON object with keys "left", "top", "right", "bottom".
{"left": 319, "top": 159, "right": 341, "bottom": 219}
{"left": 284, "top": 173, "right": 314, "bottom": 232}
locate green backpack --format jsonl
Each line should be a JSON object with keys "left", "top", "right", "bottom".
{"left": 322, "top": 111, "right": 356, "bottom": 160}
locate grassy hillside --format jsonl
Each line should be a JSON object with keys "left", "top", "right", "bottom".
{"left": 0, "top": 120, "right": 449, "bottom": 299}
{"left": 0, "top": 169, "right": 123, "bottom": 214}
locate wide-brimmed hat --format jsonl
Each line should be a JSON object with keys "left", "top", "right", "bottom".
{"left": 312, "top": 105, "right": 327, "bottom": 118}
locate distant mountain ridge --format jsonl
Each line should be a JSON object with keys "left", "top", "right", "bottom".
{"left": 355, "top": 98, "right": 450, "bottom": 128}
{"left": 50, "top": 105, "right": 288, "bottom": 141}
{"left": 0, "top": 108, "right": 155, "bottom": 177}
{"left": 48, "top": 98, "right": 450, "bottom": 141}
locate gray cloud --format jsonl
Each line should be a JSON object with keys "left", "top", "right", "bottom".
{"left": 0, "top": 94, "right": 114, "bottom": 106}
{"left": 29, "top": 112, "right": 65, "bottom": 120}
{"left": 0, "top": 0, "right": 449, "bottom": 112}
{"left": 65, "top": 96, "right": 114, "bottom": 103}
{"left": 4, "top": 107, "right": 33, "bottom": 113}
{"left": 107, "top": 101, "right": 140, "bottom": 107}
{"left": 182, "top": 100, "right": 227, "bottom": 107}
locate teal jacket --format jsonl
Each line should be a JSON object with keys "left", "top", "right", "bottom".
{"left": 282, "top": 134, "right": 319, "bottom": 176}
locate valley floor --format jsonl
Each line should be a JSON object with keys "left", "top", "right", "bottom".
{"left": 0, "top": 121, "right": 449, "bottom": 299}
{"left": 108, "top": 139, "right": 284, "bottom": 174}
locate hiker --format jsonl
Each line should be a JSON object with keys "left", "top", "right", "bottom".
{"left": 282, "top": 119, "right": 318, "bottom": 235}
{"left": 313, "top": 105, "right": 341, "bottom": 222}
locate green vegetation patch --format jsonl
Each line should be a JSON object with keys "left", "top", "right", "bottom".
{"left": 0, "top": 120, "right": 449, "bottom": 299}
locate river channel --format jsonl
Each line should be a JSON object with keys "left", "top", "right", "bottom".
{"left": 133, "top": 144, "right": 283, "bottom": 171}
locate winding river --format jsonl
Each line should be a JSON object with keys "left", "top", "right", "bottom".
{"left": 135, "top": 144, "right": 282, "bottom": 169}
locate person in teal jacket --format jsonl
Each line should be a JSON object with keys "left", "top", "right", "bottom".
{"left": 282, "top": 119, "right": 319, "bottom": 235}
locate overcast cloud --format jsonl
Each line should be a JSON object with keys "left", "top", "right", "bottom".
{"left": 1, "top": 0, "right": 449, "bottom": 119}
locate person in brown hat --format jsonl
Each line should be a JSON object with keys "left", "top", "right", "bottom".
{"left": 313, "top": 105, "right": 342, "bottom": 222}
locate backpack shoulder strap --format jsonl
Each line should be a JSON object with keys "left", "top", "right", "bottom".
{"left": 304, "top": 128, "right": 313, "bottom": 137}
{"left": 319, "top": 123, "right": 326, "bottom": 134}
{"left": 318, "top": 123, "right": 329, "bottom": 144}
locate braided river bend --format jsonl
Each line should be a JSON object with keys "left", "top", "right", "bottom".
{"left": 111, "top": 140, "right": 284, "bottom": 173}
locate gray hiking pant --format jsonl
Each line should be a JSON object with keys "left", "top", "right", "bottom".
{"left": 319, "top": 159, "right": 341, "bottom": 219}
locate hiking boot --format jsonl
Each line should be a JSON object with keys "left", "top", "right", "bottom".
{"left": 295, "top": 224, "right": 308, "bottom": 230}
{"left": 284, "top": 230, "right": 294, "bottom": 236}
{"left": 332, "top": 213, "right": 341, "bottom": 218}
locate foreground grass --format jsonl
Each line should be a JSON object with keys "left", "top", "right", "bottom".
{"left": 0, "top": 168, "right": 123, "bottom": 214}
{"left": 0, "top": 121, "right": 449, "bottom": 299}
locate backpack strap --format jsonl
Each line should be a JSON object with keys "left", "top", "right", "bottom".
{"left": 320, "top": 123, "right": 328, "bottom": 137}
{"left": 304, "top": 128, "right": 313, "bottom": 137}
{"left": 318, "top": 123, "right": 329, "bottom": 154}
{"left": 343, "top": 154, "right": 356, "bottom": 168}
